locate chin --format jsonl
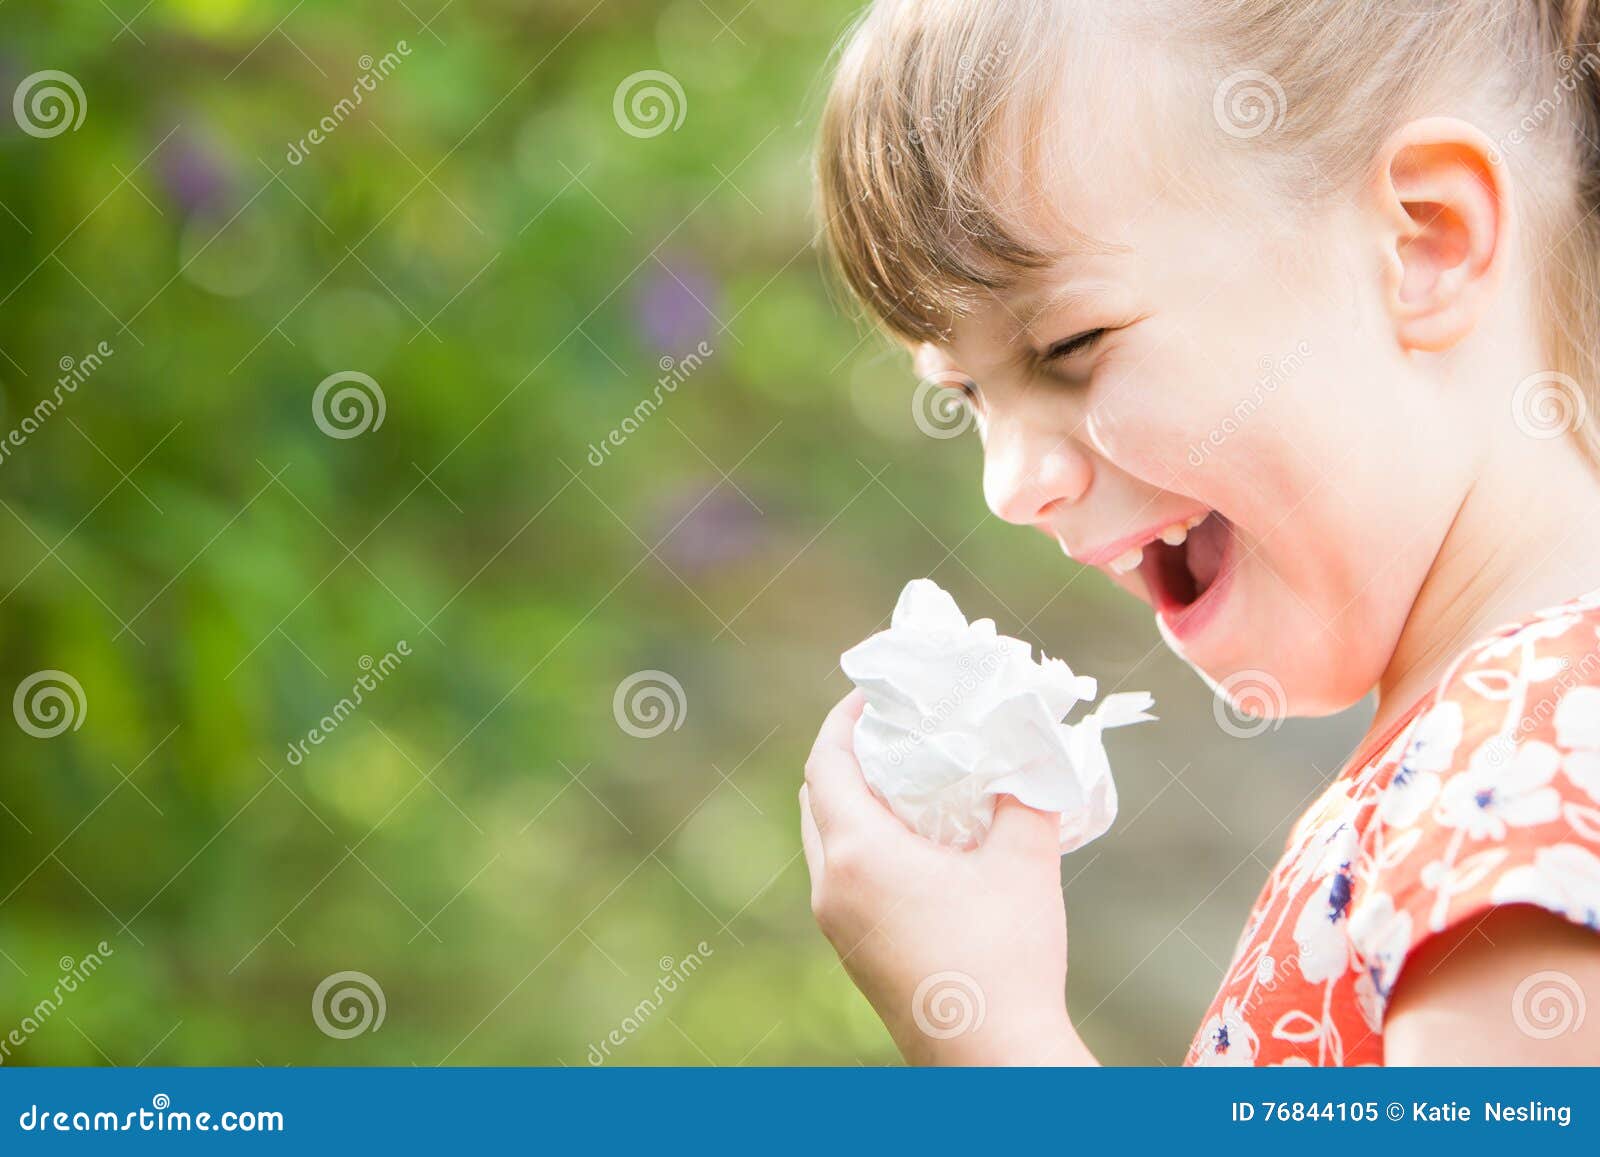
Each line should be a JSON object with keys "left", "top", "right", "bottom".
{"left": 1157, "top": 559, "right": 1383, "bottom": 722}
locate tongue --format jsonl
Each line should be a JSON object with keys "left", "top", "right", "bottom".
{"left": 1185, "top": 515, "right": 1227, "bottom": 594}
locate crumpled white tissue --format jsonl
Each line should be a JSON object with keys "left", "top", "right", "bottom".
{"left": 839, "top": 579, "right": 1155, "bottom": 853}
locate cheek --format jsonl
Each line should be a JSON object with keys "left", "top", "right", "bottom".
{"left": 1084, "top": 346, "right": 1327, "bottom": 525}
{"left": 1084, "top": 355, "right": 1256, "bottom": 493}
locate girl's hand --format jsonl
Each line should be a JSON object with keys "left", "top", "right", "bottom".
{"left": 799, "top": 690, "right": 1096, "bottom": 1065}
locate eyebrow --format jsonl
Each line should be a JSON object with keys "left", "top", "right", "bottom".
{"left": 1000, "top": 282, "right": 1109, "bottom": 347}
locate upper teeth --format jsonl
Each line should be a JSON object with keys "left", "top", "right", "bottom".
{"left": 1159, "top": 514, "right": 1209, "bottom": 546}
{"left": 1110, "top": 514, "right": 1210, "bottom": 574}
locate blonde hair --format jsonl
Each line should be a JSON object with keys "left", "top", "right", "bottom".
{"left": 816, "top": 0, "right": 1600, "bottom": 457}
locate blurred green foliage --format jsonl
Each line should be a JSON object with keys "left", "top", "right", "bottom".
{"left": 0, "top": 0, "right": 1365, "bottom": 1065}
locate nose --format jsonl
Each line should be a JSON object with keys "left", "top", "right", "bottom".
{"left": 982, "top": 426, "right": 1093, "bottom": 526}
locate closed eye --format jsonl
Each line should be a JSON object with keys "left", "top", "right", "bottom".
{"left": 1043, "top": 328, "right": 1106, "bottom": 363}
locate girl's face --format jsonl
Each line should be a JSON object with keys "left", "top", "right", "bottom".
{"left": 922, "top": 109, "right": 1479, "bottom": 717}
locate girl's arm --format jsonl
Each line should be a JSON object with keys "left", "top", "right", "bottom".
{"left": 1384, "top": 904, "right": 1600, "bottom": 1064}
{"left": 800, "top": 690, "right": 1099, "bottom": 1066}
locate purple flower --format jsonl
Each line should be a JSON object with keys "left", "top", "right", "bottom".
{"left": 159, "top": 128, "right": 231, "bottom": 215}
{"left": 634, "top": 258, "right": 718, "bottom": 352}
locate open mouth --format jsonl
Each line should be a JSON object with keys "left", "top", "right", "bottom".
{"left": 1100, "top": 508, "right": 1235, "bottom": 643}
{"left": 1141, "top": 511, "right": 1229, "bottom": 612}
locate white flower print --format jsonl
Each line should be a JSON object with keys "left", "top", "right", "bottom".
{"left": 1347, "top": 891, "right": 1415, "bottom": 1018}
{"left": 1292, "top": 858, "right": 1355, "bottom": 984}
{"left": 1378, "top": 702, "right": 1462, "bottom": 828}
{"left": 1564, "top": 752, "right": 1600, "bottom": 807}
{"left": 1192, "top": 998, "right": 1258, "bottom": 1067}
{"left": 1556, "top": 687, "right": 1600, "bottom": 805}
{"left": 1434, "top": 739, "right": 1562, "bottom": 841}
{"left": 1188, "top": 589, "right": 1600, "bottom": 1068}
{"left": 1490, "top": 843, "right": 1600, "bottom": 930}
{"left": 1555, "top": 686, "right": 1600, "bottom": 750}
{"left": 1471, "top": 614, "right": 1582, "bottom": 663}
{"left": 1286, "top": 813, "right": 1359, "bottom": 896}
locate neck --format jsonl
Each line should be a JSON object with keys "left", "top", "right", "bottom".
{"left": 1372, "top": 429, "right": 1600, "bottom": 741}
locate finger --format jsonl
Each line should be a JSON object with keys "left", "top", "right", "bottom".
{"left": 810, "top": 688, "right": 866, "bottom": 760}
{"left": 804, "top": 690, "right": 896, "bottom": 842}
{"left": 984, "top": 794, "right": 1062, "bottom": 860}
{"left": 798, "top": 784, "right": 825, "bottom": 880}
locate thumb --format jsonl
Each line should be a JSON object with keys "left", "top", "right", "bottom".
{"left": 985, "top": 793, "right": 1061, "bottom": 858}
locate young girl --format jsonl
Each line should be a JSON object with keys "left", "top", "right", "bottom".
{"left": 800, "top": 0, "right": 1600, "bottom": 1065}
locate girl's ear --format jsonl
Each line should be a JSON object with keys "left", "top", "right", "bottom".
{"left": 1370, "top": 116, "right": 1511, "bottom": 353}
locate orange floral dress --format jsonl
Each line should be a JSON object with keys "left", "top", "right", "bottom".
{"left": 1186, "top": 588, "right": 1600, "bottom": 1066}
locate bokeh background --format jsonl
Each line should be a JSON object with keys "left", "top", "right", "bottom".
{"left": 0, "top": 0, "right": 1369, "bottom": 1065}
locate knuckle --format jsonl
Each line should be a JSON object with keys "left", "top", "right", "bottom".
{"left": 810, "top": 889, "right": 849, "bottom": 942}
{"left": 824, "top": 836, "right": 870, "bottom": 884}
{"left": 809, "top": 886, "right": 829, "bottom": 925}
